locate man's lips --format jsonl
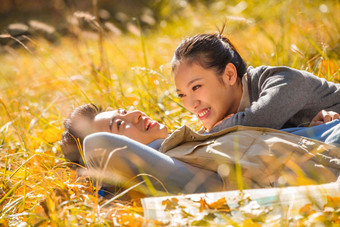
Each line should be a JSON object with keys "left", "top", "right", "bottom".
{"left": 148, "top": 121, "right": 157, "bottom": 130}
{"left": 197, "top": 107, "right": 211, "bottom": 120}
{"left": 144, "top": 118, "right": 157, "bottom": 130}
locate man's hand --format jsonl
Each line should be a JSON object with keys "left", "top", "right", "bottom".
{"left": 309, "top": 110, "right": 340, "bottom": 127}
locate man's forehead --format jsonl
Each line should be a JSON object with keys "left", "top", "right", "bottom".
{"left": 95, "top": 110, "right": 118, "bottom": 120}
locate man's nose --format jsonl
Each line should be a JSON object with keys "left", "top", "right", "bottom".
{"left": 125, "top": 110, "right": 142, "bottom": 123}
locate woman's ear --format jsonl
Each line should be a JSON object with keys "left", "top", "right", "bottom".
{"left": 222, "top": 63, "right": 238, "bottom": 86}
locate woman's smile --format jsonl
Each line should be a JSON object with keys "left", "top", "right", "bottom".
{"left": 197, "top": 107, "right": 211, "bottom": 120}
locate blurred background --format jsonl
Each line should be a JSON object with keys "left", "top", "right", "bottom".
{"left": 2, "top": 0, "right": 339, "bottom": 66}
{"left": 1, "top": 0, "right": 339, "bottom": 130}
{"left": 0, "top": 0, "right": 205, "bottom": 37}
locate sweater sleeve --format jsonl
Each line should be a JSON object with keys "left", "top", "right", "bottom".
{"left": 209, "top": 67, "right": 313, "bottom": 132}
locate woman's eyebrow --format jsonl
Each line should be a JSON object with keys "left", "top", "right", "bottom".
{"left": 176, "top": 78, "right": 203, "bottom": 91}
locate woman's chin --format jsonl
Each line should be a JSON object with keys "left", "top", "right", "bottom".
{"left": 202, "top": 122, "right": 214, "bottom": 131}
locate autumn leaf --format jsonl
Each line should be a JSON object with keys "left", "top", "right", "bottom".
{"left": 324, "top": 196, "right": 340, "bottom": 209}
{"left": 116, "top": 211, "right": 144, "bottom": 226}
{"left": 242, "top": 219, "right": 261, "bottom": 227}
{"left": 207, "top": 197, "right": 231, "bottom": 212}
{"left": 299, "top": 204, "right": 315, "bottom": 217}
{"left": 191, "top": 219, "right": 209, "bottom": 226}
{"left": 200, "top": 197, "right": 208, "bottom": 212}
{"left": 162, "top": 197, "right": 179, "bottom": 211}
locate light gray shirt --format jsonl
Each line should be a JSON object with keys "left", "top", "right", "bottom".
{"left": 210, "top": 65, "right": 340, "bottom": 133}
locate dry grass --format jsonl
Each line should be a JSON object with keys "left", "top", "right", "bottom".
{"left": 0, "top": 0, "right": 339, "bottom": 225}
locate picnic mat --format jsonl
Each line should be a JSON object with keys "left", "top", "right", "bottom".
{"left": 142, "top": 182, "right": 340, "bottom": 222}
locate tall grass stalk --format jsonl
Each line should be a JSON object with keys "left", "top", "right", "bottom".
{"left": 233, "top": 136, "right": 243, "bottom": 192}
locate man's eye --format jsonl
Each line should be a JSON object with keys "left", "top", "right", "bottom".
{"left": 192, "top": 85, "right": 201, "bottom": 91}
{"left": 119, "top": 108, "right": 127, "bottom": 114}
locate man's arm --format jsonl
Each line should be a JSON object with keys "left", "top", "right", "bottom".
{"left": 83, "top": 132, "right": 224, "bottom": 194}
{"left": 309, "top": 110, "right": 340, "bottom": 127}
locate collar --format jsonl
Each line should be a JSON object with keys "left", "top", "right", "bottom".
{"left": 148, "top": 138, "right": 165, "bottom": 150}
{"left": 237, "top": 73, "right": 251, "bottom": 112}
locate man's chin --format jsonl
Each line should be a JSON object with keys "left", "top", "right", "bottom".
{"left": 158, "top": 126, "right": 168, "bottom": 138}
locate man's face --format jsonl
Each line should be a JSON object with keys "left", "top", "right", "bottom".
{"left": 93, "top": 109, "right": 168, "bottom": 145}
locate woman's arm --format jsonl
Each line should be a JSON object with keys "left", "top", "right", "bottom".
{"left": 210, "top": 67, "right": 314, "bottom": 132}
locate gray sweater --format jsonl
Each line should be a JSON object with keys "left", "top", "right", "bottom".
{"left": 210, "top": 65, "right": 340, "bottom": 133}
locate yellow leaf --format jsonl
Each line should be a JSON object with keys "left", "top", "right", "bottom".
{"left": 299, "top": 203, "right": 315, "bottom": 217}
{"left": 324, "top": 196, "right": 340, "bottom": 209}
{"left": 200, "top": 197, "right": 208, "bottom": 212}
{"left": 162, "top": 197, "right": 179, "bottom": 211}
{"left": 242, "top": 219, "right": 261, "bottom": 227}
{"left": 207, "top": 197, "right": 228, "bottom": 210}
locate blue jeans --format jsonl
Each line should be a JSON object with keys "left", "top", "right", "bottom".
{"left": 282, "top": 119, "right": 340, "bottom": 144}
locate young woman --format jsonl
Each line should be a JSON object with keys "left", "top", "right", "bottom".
{"left": 171, "top": 33, "right": 340, "bottom": 140}
{"left": 60, "top": 104, "right": 340, "bottom": 196}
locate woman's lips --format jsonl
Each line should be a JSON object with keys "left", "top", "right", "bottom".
{"left": 197, "top": 107, "right": 211, "bottom": 120}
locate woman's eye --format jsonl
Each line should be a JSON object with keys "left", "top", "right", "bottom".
{"left": 192, "top": 85, "right": 201, "bottom": 91}
{"left": 177, "top": 93, "right": 184, "bottom": 98}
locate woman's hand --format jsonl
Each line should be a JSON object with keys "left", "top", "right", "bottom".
{"left": 309, "top": 110, "right": 340, "bottom": 127}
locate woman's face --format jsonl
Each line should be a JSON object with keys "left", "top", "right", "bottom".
{"left": 93, "top": 109, "right": 168, "bottom": 144}
{"left": 174, "top": 61, "right": 240, "bottom": 130}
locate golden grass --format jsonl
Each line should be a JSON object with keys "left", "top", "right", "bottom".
{"left": 0, "top": 0, "right": 339, "bottom": 225}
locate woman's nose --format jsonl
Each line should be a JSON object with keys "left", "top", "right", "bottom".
{"left": 187, "top": 96, "right": 199, "bottom": 111}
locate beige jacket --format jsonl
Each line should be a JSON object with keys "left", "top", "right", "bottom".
{"left": 160, "top": 125, "right": 340, "bottom": 190}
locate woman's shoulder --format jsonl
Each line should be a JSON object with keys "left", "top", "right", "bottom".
{"left": 247, "top": 65, "right": 316, "bottom": 83}
{"left": 248, "top": 65, "right": 301, "bottom": 76}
